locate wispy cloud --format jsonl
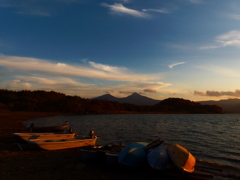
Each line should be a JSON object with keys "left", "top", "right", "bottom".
{"left": 16, "top": 9, "right": 51, "bottom": 16}
{"left": 144, "top": 89, "right": 157, "bottom": 93}
{"left": 0, "top": 55, "right": 160, "bottom": 82}
{"left": 88, "top": 61, "right": 127, "bottom": 73}
{"left": 168, "top": 62, "right": 186, "bottom": 69}
{"left": 117, "top": 0, "right": 132, "bottom": 3}
{"left": 196, "top": 65, "right": 240, "bottom": 77}
{"left": 0, "top": 55, "right": 172, "bottom": 97}
{"left": 0, "top": 0, "right": 52, "bottom": 16}
{"left": 101, "top": 3, "right": 150, "bottom": 18}
{"left": 16, "top": 76, "right": 92, "bottom": 87}
{"left": 194, "top": 89, "right": 240, "bottom": 97}
{"left": 0, "top": 0, "right": 82, "bottom": 16}
{"left": 200, "top": 30, "right": 240, "bottom": 49}
{"left": 227, "top": 14, "right": 240, "bottom": 20}
{"left": 189, "top": 0, "right": 204, "bottom": 4}
{"left": 142, "top": 8, "right": 169, "bottom": 14}
{"left": 1, "top": 76, "right": 94, "bottom": 97}
{"left": 104, "top": 81, "right": 171, "bottom": 97}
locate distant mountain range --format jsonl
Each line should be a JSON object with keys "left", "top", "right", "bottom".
{"left": 92, "top": 92, "right": 161, "bottom": 106}
{"left": 199, "top": 99, "right": 240, "bottom": 113}
{"left": 93, "top": 93, "right": 240, "bottom": 113}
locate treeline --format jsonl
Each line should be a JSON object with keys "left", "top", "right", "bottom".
{"left": 0, "top": 90, "right": 222, "bottom": 114}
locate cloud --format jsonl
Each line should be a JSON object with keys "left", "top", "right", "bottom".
{"left": 0, "top": 55, "right": 160, "bottom": 82}
{"left": 144, "top": 89, "right": 157, "bottom": 93}
{"left": 194, "top": 90, "right": 240, "bottom": 97}
{"left": 117, "top": 0, "right": 132, "bottom": 3}
{"left": 119, "top": 89, "right": 157, "bottom": 95}
{"left": 0, "top": 0, "right": 52, "bottom": 16}
{"left": 110, "top": 81, "right": 171, "bottom": 94}
{"left": 193, "top": 91, "right": 206, "bottom": 96}
{"left": 88, "top": 61, "right": 127, "bottom": 73}
{"left": 189, "top": 0, "right": 204, "bottom": 4}
{"left": 119, "top": 91, "right": 135, "bottom": 95}
{"left": 227, "top": 14, "right": 240, "bottom": 20}
{"left": 168, "top": 62, "right": 186, "bottom": 69}
{"left": 16, "top": 76, "right": 92, "bottom": 87}
{"left": 196, "top": 65, "right": 240, "bottom": 77}
{"left": 102, "top": 81, "right": 170, "bottom": 98}
{"left": 101, "top": 3, "right": 150, "bottom": 18}
{"left": 122, "top": 81, "right": 171, "bottom": 89}
{"left": 0, "top": 0, "right": 82, "bottom": 16}
{"left": 200, "top": 30, "right": 240, "bottom": 49}
{"left": 1, "top": 75, "right": 93, "bottom": 92}
{"left": 16, "top": 9, "right": 51, "bottom": 16}
{"left": 142, "top": 8, "right": 169, "bottom": 14}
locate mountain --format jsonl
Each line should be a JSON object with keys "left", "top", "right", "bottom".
{"left": 93, "top": 94, "right": 119, "bottom": 102}
{"left": 93, "top": 93, "right": 240, "bottom": 113}
{"left": 154, "top": 98, "right": 222, "bottom": 114}
{"left": 92, "top": 92, "right": 161, "bottom": 106}
{"left": 199, "top": 99, "right": 240, "bottom": 113}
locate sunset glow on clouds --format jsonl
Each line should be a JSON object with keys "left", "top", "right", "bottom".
{"left": 2, "top": 0, "right": 240, "bottom": 101}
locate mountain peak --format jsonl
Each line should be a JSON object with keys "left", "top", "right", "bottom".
{"left": 128, "top": 92, "right": 141, "bottom": 97}
{"left": 92, "top": 92, "right": 160, "bottom": 106}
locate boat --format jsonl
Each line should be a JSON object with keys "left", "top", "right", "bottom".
{"left": 167, "top": 143, "right": 196, "bottom": 173}
{"left": 13, "top": 132, "right": 76, "bottom": 141}
{"left": 81, "top": 144, "right": 125, "bottom": 164}
{"left": 147, "top": 146, "right": 175, "bottom": 170}
{"left": 27, "top": 123, "right": 69, "bottom": 132}
{"left": 28, "top": 137, "right": 98, "bottom": 150}
{"left": 118, "top": 138, "right": 164, "bottom": 167}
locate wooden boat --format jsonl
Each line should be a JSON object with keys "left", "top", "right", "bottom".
{"left": 28, "top": 137, "right": 98, "bottom": 150}
{"left": 28, "top": 123, "right": 69, "bottom": 132}
{"left": 118, "top": 138, "right": 164, "bottom": 167}
{"left": 167, "top": 143, "right": 196, "bottom": 173}
{"left": 147, "top": 147, "right": 175, "bottom": 170}
{"left": 13, "top": 132, "right": 76, "bottom": 141}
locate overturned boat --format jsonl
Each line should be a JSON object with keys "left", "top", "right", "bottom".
{"left": 167, "top": 143, "right": 196, "bottom": 173}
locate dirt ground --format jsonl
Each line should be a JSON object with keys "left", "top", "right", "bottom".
{"left": 1, "top": 110, "right": 236, "bottom": 180}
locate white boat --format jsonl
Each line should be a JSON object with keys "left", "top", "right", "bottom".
{"left": 13, "top": 132, "right": 76, "bottom": 141}
{"left": 28, "top": 137, "right": 98, "bottom": 150}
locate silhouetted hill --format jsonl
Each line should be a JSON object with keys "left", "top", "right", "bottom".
{"left": 92, "top": 92, "right": 160, "bottom": 105}
{"left": 153, "top": 98, "right": 222, "bottom": 114}
{"left": 199, "top": 99, "right": 240, "bottom": 113}
{"left": 0, "top": 89, "right": 223, "bottom": 114}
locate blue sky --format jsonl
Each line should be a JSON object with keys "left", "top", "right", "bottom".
{"left": 1, "top": 0, "right": 240, "bottom": 101}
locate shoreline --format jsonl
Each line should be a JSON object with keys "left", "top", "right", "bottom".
{"left": 0, "top": 111, "right": 173, "bottom": 180}
{"left": 1, "top": 111, "right": 240, "bottom": 180}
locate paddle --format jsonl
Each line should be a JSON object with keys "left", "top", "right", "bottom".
{"left": 145, "top": 138, "right": 164, "bottom": 151}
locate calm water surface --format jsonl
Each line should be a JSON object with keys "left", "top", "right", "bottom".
{"left": 23, "top": 114, "right": 240, "bottom": 168}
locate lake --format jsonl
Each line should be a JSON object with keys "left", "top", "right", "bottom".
{"left": 23, "top": 114, "right": 240, "bottom": 168}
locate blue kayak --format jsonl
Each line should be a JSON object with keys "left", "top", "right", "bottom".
{"left": 147, "top": 147, "right": 174, "bottom": 170}
{"left": 118, "top": 142, "right": 148, "bottom": 167}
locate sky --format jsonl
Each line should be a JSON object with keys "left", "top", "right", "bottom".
{"left": 1, "top": 0, "right": 240, "bottom": 101}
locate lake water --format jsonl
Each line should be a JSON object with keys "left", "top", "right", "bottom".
{"left": 23, "top": 114, "right": 240, "bottom": 168}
